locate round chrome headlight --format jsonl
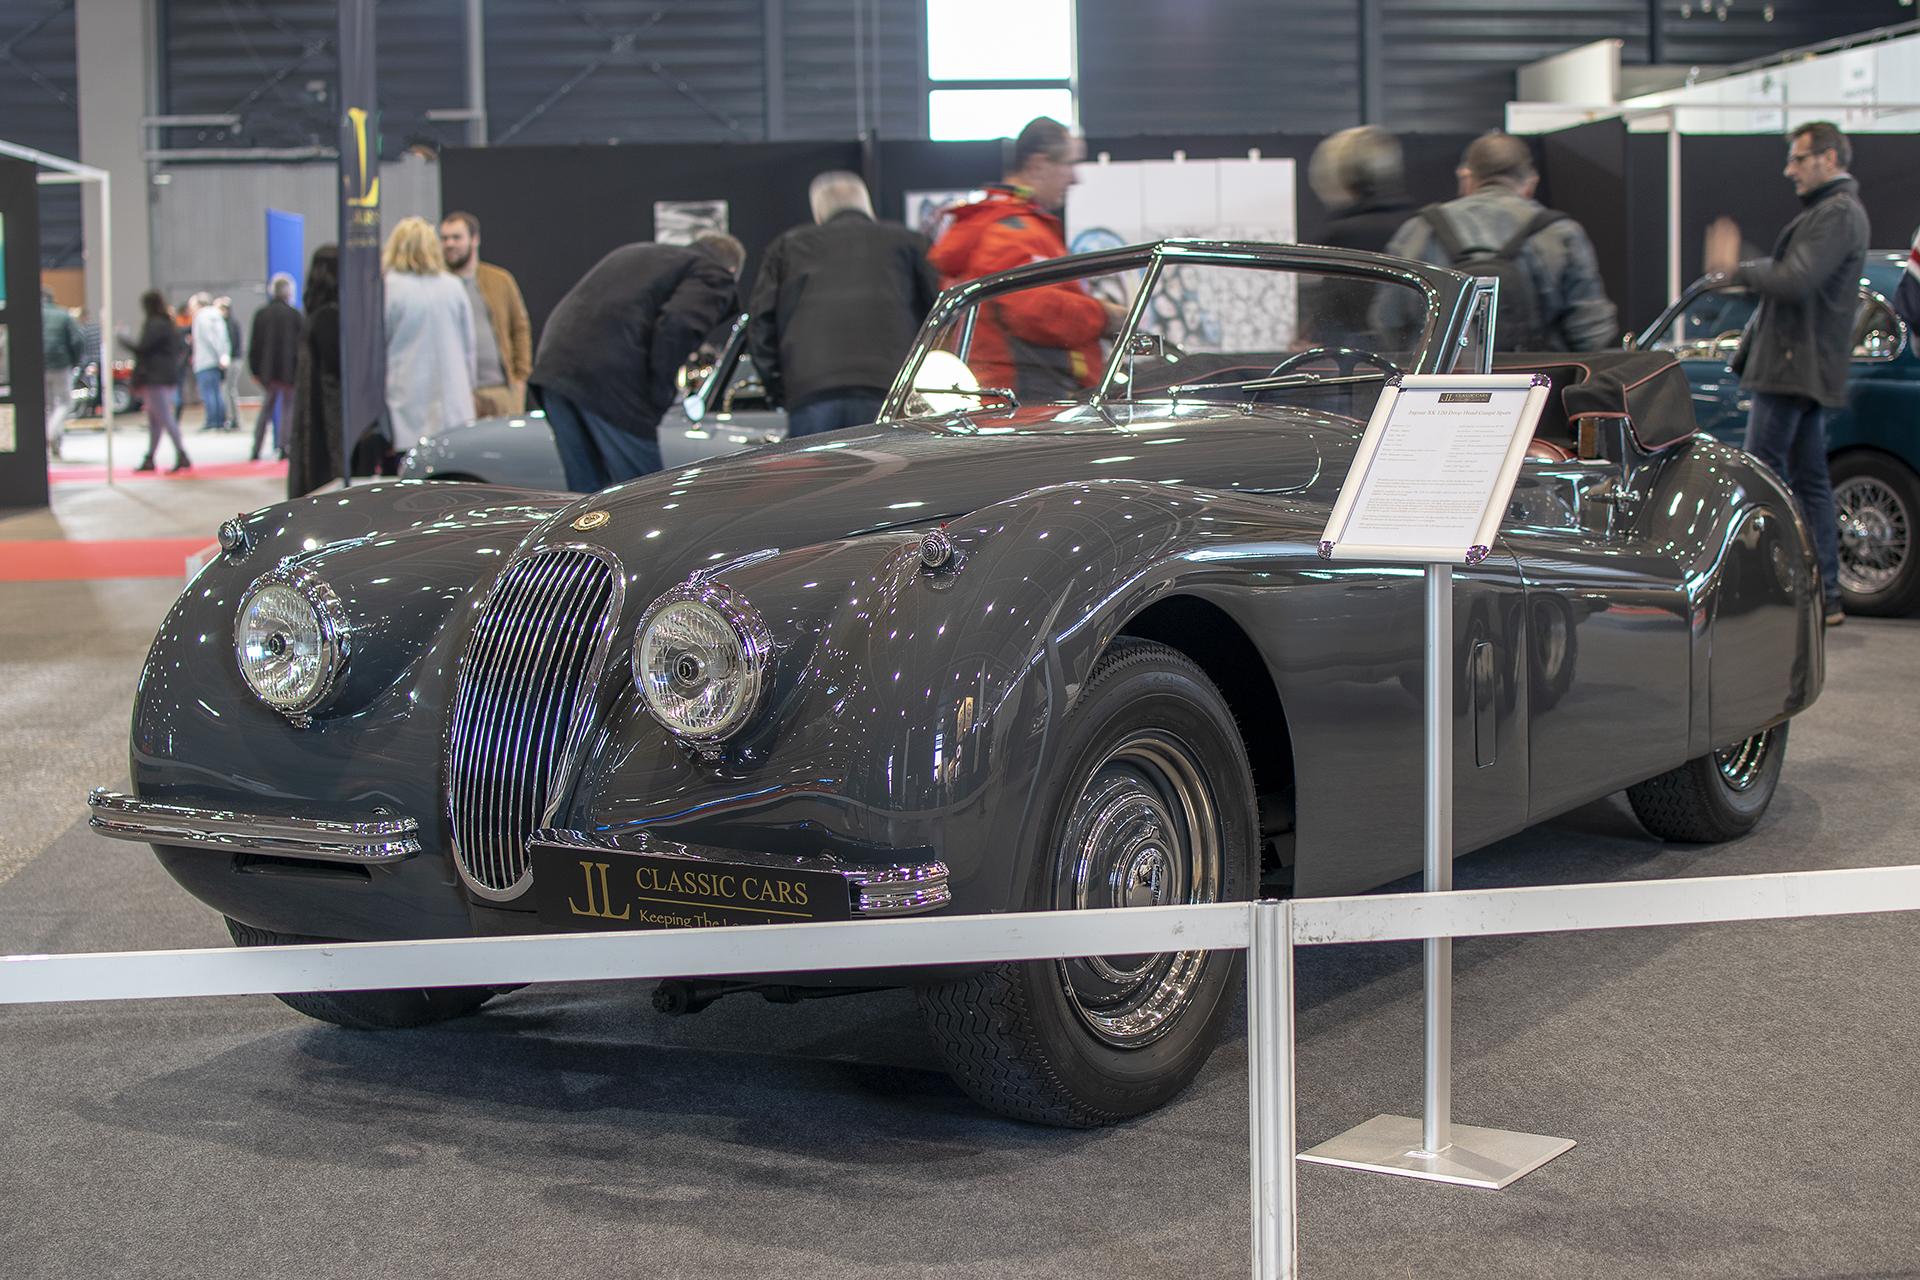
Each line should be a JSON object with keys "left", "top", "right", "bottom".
{"left": 234, "top": 566, "right": 349, "bottom": 721}
{"left": 632, "top": 582, "right": 772, "bottom": 741}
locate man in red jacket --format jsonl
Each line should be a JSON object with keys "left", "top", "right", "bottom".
{"left": 928, "top": 117, "right": 1124, "bottom": 398}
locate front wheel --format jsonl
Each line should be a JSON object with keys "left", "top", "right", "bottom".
{"left": 916, "top": 639, "right": 1259, "bottom": 1127}
{"left": 1625, "top": 723, "right": 1788, "bottom": 843}
{"left": 225, "top": 918, "right": 496, "bottom": 1030}
{"left": 1832, "top": 453, "right": 1920, "bottom": 615}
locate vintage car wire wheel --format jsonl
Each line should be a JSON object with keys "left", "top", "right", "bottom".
{"left": 1052, "top": 731, "right": 1218, "bottom": 1048}
{"left": 1831, "top": 454, "right": 1920, "bottom": 615}
{"left": 916, "top": 638, "right": 1258, "bottom": 1128}
{"left": 1626, "top": 722, "right": 1789, "bottom": 843}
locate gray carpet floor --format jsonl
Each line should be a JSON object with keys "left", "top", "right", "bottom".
{"left": 3, "top": 472, "right": 1918, "bottom": 1277}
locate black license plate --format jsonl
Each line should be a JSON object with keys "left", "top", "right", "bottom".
{"left": 531, "top": 845, "right": 853, "bottom": 932}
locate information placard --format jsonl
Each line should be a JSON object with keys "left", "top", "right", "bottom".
{"left": 1319, "top": 374, "right": 1549, "bottom": 565}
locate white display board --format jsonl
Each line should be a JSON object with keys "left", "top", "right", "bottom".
{"left": 1319, "top": 374, "right": 1550, "bottom": 565}
{"left": 1064, "top": 155, "right": 1295, "bottom": 252}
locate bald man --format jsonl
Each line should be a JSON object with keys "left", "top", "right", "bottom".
{"left": 748, "top": 171, "right": 940, "bottom": 436}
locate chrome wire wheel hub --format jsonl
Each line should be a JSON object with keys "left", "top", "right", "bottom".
{"left": 1053, "top": 732, "right": 1220, "bottom": 1048}
{"left": 1713, "top": 728, "right": 1776, "bottom": 792}
{"left": 1835, "top": 476, "right": 1909, "bottom": 595}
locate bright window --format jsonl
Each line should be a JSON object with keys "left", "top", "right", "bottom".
{"left": 926, "top": 0, "right": 1074, "bottom": 141}
{"left": 927, "top": 0, "right": 1072, "bottom": 81}
{"left": 929, "top": 88, "right": 1076, "bottom": 141}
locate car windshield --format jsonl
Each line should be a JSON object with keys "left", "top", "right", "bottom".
{"left": 901, "top": 254, "right": 1432, "bottom": 422}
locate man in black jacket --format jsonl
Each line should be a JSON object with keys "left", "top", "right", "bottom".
{"left": 749, "top": 172, "right": 938, "bottom": 436}
{"left": 1706, "top": 120, "right": 1869, "bottom": 626}
{"left": 530, "top": 233, "right": 745, "bottom": 492}
{"left": 248, "top": 273, "right": 303, "bottom": 460}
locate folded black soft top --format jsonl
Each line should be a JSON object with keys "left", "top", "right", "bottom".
{"left": 1490, "top": 350, "right": 1698, "bottom": 450}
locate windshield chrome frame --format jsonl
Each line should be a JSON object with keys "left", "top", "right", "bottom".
{"left": 882, "top": 238, "right": 1476, "bottom": 421}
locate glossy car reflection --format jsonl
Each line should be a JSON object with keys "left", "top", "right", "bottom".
{"left": 400, "top": 316, "right": 788, "bottom": 489}
{"left": 92, "top": 240, "right": 1823, "bottom": 1128}
{"left": 1634, "top": 252, "right": 1919, "bottom": 614}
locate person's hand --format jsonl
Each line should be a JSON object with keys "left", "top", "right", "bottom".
{"left": 1704, "top": 216, "right": 1743, "bottom": 276}
{"left": 1100, "top": 299, "right": 1129, "bottom": 337}
{"left": 219, "top": 355, "right": 230, "bottom": 370}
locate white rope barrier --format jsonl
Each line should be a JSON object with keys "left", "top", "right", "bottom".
{"left": 9, "top": 861, "right": 1920, "bottom": 1280}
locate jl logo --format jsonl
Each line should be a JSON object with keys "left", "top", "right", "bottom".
{"left": 344, "top": 107, "right": 379, "bottom": 208}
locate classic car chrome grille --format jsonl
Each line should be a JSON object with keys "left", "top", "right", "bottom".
{"left": 447, "top": 548, "right": 619, "bottom": 894}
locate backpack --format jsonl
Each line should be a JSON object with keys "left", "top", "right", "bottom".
{"left": 1421, "top": 204, "right": 1567, "bottom": 351}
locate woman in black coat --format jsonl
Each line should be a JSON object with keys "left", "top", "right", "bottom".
{"left": 118, "top": 289, "right": 189, "bottom": 473}
{"left": 287, "top": 245, "right": 344, "bottom": 498}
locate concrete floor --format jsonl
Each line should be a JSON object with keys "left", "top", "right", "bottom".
{"left": 3, "top": 451, "right": 1918, "bottom": 1278}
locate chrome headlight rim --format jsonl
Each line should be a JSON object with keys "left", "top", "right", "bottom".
{"left": 233, "top": 563, "right": 351, "bottom": 721}
{"left": 631, "top": 579, "right": 775, "bottom": 744}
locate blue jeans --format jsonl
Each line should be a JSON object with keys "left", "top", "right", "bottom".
{"left": 788, "top": 395, "right": 884, "bottom": 438}
{"left": 1744, "top": 391, "right": 1842, "bottom": 609}
{"left": 543, "top": 390, "right": 663, "bottom": 492}
{"left": 195, "top": 367, "right": 227, "bottom": 432}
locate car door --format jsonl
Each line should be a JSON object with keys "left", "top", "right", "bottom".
{"left": 1501, "top": 448, "right": 1694, "bottom": 820}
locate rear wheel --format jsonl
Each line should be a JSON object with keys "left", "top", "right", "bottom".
{"left": 1625, "top": 723, "right": 1788, "bottom": 843}
{"left": 225, "top": 917, "right": 496, "bottom": 1030}
{"left": 916, "top": 639, "right": 1258, "bottom": 1128}
{"left": 1831, "top": 453, "right": 1920, "bottom": 616}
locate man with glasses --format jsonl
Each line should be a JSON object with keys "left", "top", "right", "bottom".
{"left": 1705, "top": 121, "right": 1869, "bottom": 626}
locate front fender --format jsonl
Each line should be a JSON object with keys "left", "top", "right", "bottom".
{"left": 570, "top": 480, "right": 1325, "bottom": 916}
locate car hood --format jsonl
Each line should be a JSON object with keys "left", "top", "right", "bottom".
{"left": 561, "top": 399, "right": 1340, "bottom": 577}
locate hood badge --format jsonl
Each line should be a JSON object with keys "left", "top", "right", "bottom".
{"left": 572, "top": 511, "right": 610, "bottom": 532}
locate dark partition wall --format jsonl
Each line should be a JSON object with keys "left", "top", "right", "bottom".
{"left": 0, "top": 155, "right": 47, "bottom": 510}
{"left": 440, "top": 141, "right": 862, "bottom": 340}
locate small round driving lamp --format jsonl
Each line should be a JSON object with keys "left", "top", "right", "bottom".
{"left": 632, "top": 582, "right": 773, "bottom": 743}
{"left": 233, "top": 566, "right": 350, "bottom": 722}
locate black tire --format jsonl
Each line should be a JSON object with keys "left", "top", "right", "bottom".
{"left": 1831, "top": 452, "right": 1920, "bottom": 616}
{"left": 1625, "top": 722, "right": 1788, "bottom": 843}
{"left": 224, "top": 917, "right": 496, "bottom": 1030}
{"left": 915, "top": 639, "right": 1259, "bottom": 1128}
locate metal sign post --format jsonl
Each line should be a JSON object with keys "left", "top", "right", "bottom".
{"left": 1302, "top": 373, "right": 1573, "bottom": 1189}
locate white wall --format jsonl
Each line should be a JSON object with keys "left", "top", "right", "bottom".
{"left": 151, "top": 152, "right": 441, "bottom": 394}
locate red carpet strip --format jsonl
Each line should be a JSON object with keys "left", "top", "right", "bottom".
{"left": 0, "top": 539, "right": 220, "bottom": 581}
{"left": 47, "top": 459, "right": 288, "bottom": 485}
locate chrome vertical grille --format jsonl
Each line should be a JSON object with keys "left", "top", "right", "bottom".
{"left": 446, "top": 547, "right": 620, "bottom": 895}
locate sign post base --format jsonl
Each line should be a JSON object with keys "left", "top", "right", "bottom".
{"left": 1298, "top": 1113, "right": 1574, "bottom": 1190}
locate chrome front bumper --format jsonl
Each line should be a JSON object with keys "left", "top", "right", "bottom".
{"left": 86, "top": 789, "right": 421, "bottom": 864}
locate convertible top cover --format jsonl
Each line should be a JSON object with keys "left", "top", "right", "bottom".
{"left": 1492, "top": 350, "right": 1698, "bottom": 450}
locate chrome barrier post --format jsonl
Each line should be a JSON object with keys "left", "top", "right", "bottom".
{"left": 1247, "top": 899, "right": 1297, "bottom": 1280}
{"left": 1299, "top": 564, "right": 1574, "bottom": 1188}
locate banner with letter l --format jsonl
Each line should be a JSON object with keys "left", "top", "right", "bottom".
{"left": 336, "top": 0, "right": 385, "bottom": 484}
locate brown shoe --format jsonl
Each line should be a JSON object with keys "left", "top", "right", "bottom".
{"left": 134, "top": 455, "right": 156, "bottom": 473}
{"left": 168, "top": 455, "right": 192, "bottom": 474}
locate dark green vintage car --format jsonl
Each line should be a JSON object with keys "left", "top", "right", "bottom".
{"left": 1634, "top": 252, "right": 1919, "bottom": 615}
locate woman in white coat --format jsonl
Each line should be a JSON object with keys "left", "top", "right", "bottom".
{"left": 382, "top": 217, "right": 475, "bottom": 461}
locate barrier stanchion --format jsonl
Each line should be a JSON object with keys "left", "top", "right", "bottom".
{"left": 1247, "top": 899, "right": 1298, "bottom": 1280}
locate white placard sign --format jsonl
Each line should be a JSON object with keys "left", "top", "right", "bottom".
{"left": 1319, "top": 374, "right": 1550, "bottom": 565}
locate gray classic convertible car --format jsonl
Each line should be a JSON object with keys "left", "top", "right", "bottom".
{"left": 91, "top": 240, "right": 1822, "bottom": 1128}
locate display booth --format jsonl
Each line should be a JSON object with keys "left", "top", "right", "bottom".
{"left": 0, "top": 153, "right": 45, "bottom": 510}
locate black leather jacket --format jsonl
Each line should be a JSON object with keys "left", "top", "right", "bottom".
{"left": 1732, "top": 176, "right": 1870, "bottom": 407}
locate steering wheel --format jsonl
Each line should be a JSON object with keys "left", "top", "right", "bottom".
{"left": 1266, "top": 347, "right": 1403, "bottom": 378}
